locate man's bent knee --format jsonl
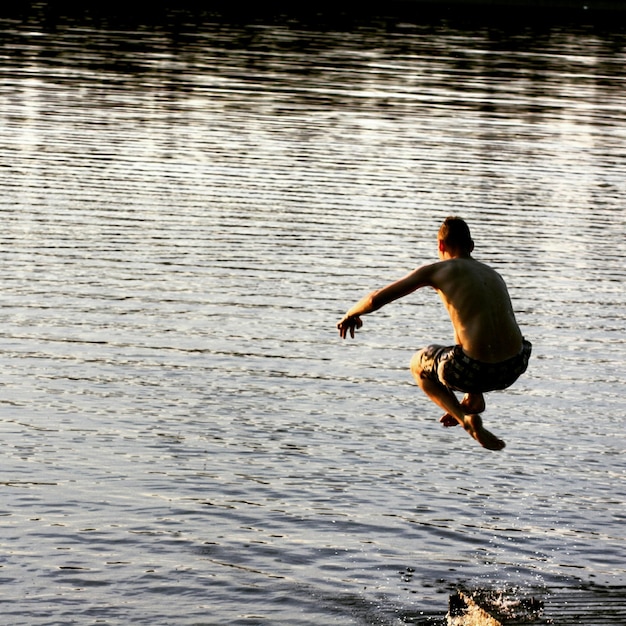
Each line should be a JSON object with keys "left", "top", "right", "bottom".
{"left": 410, "top": 349, "right": 427, "bottom": 377}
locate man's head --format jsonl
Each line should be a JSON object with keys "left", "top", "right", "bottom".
{"left": 438, "top": 216, "right": 474, "bottom": 258}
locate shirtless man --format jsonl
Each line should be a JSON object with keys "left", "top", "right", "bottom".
{"left": 337, "top": 216, "right": 531, "bottom": 451}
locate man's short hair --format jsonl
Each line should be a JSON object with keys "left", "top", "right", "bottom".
{"left": 438, "top": 216, "right": 474, "bottom": 253}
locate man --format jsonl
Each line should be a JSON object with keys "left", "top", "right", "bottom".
{"left": 337, "top": 216, "right": 531, "bottom": 451}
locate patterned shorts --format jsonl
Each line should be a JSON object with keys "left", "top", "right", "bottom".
{"left": 417, "top": 339, "right": 532, "bottom": 394}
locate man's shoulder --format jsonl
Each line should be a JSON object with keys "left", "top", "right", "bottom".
{"left": 436, "top": 257, "right": 478, "bottom": 274}
{"left": 434, "top": 258, "right": 500, "bottom": 290}
{"left": 446, "top": 257, "right": 496, "bottom": 274}
{"left": 409, "top": 258, "right": 494, "bottom": 287}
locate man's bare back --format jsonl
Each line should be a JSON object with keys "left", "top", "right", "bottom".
{"left": 426, "top": 257, "right": 523, "bottom": 362}
{"left": 337, "top": 217, "right": 531, "bottom": 451}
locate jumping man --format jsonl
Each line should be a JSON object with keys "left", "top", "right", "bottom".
{"left": 337, "top": 216, "right": 531, "bottom": 451}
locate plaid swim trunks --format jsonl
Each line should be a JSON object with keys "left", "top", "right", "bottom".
{"left": 417, "top": 339, "right": 532, "bottom": 394}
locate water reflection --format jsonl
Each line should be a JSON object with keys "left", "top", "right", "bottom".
{"left": 1, "top": 5, "right": 625, "bottom": 625}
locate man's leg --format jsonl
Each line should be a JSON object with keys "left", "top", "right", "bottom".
{"left": 410, "top": 350, "right": 504, "bottom": 451}
{"left": 410, "top": 351, "right": 466, "bottom": 425}
{"left": 461, "top": 393, "right": 485, "bottom": 414}
{"left": 440, "top": 393, "right": 485, "bottom": 426}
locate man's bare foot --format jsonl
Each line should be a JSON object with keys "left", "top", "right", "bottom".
{"left": 439, "top": 413, "right": 459, "bottom": 427}
{"left": 464, "top": 414, "right": 505, "bottom": 451}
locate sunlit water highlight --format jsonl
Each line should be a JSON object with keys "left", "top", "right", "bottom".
{"left": 1, "top": 6, "right": 625, "bottom": 625}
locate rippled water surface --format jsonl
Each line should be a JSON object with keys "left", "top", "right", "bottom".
{"left": 1, "top": 4, "right": 625, "bottom": 624}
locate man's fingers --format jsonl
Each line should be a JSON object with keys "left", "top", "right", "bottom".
{"left": 337, "top": 315, "right": 362, "bottom": 340}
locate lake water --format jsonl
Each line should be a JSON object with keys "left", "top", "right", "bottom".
{"left": 1, "top": 4, "right": 625, "bottom": 624}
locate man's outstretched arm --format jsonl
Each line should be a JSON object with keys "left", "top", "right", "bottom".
{"left": 337, "top": 263, "right": 438, "bottom": 339}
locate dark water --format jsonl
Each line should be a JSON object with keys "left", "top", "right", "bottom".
{"left": 1, "top": 4, "right": 625, "bottom": 624}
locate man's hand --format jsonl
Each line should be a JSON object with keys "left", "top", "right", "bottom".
{"left": 337, "top": 314, "right": 363, "bottom": 339}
